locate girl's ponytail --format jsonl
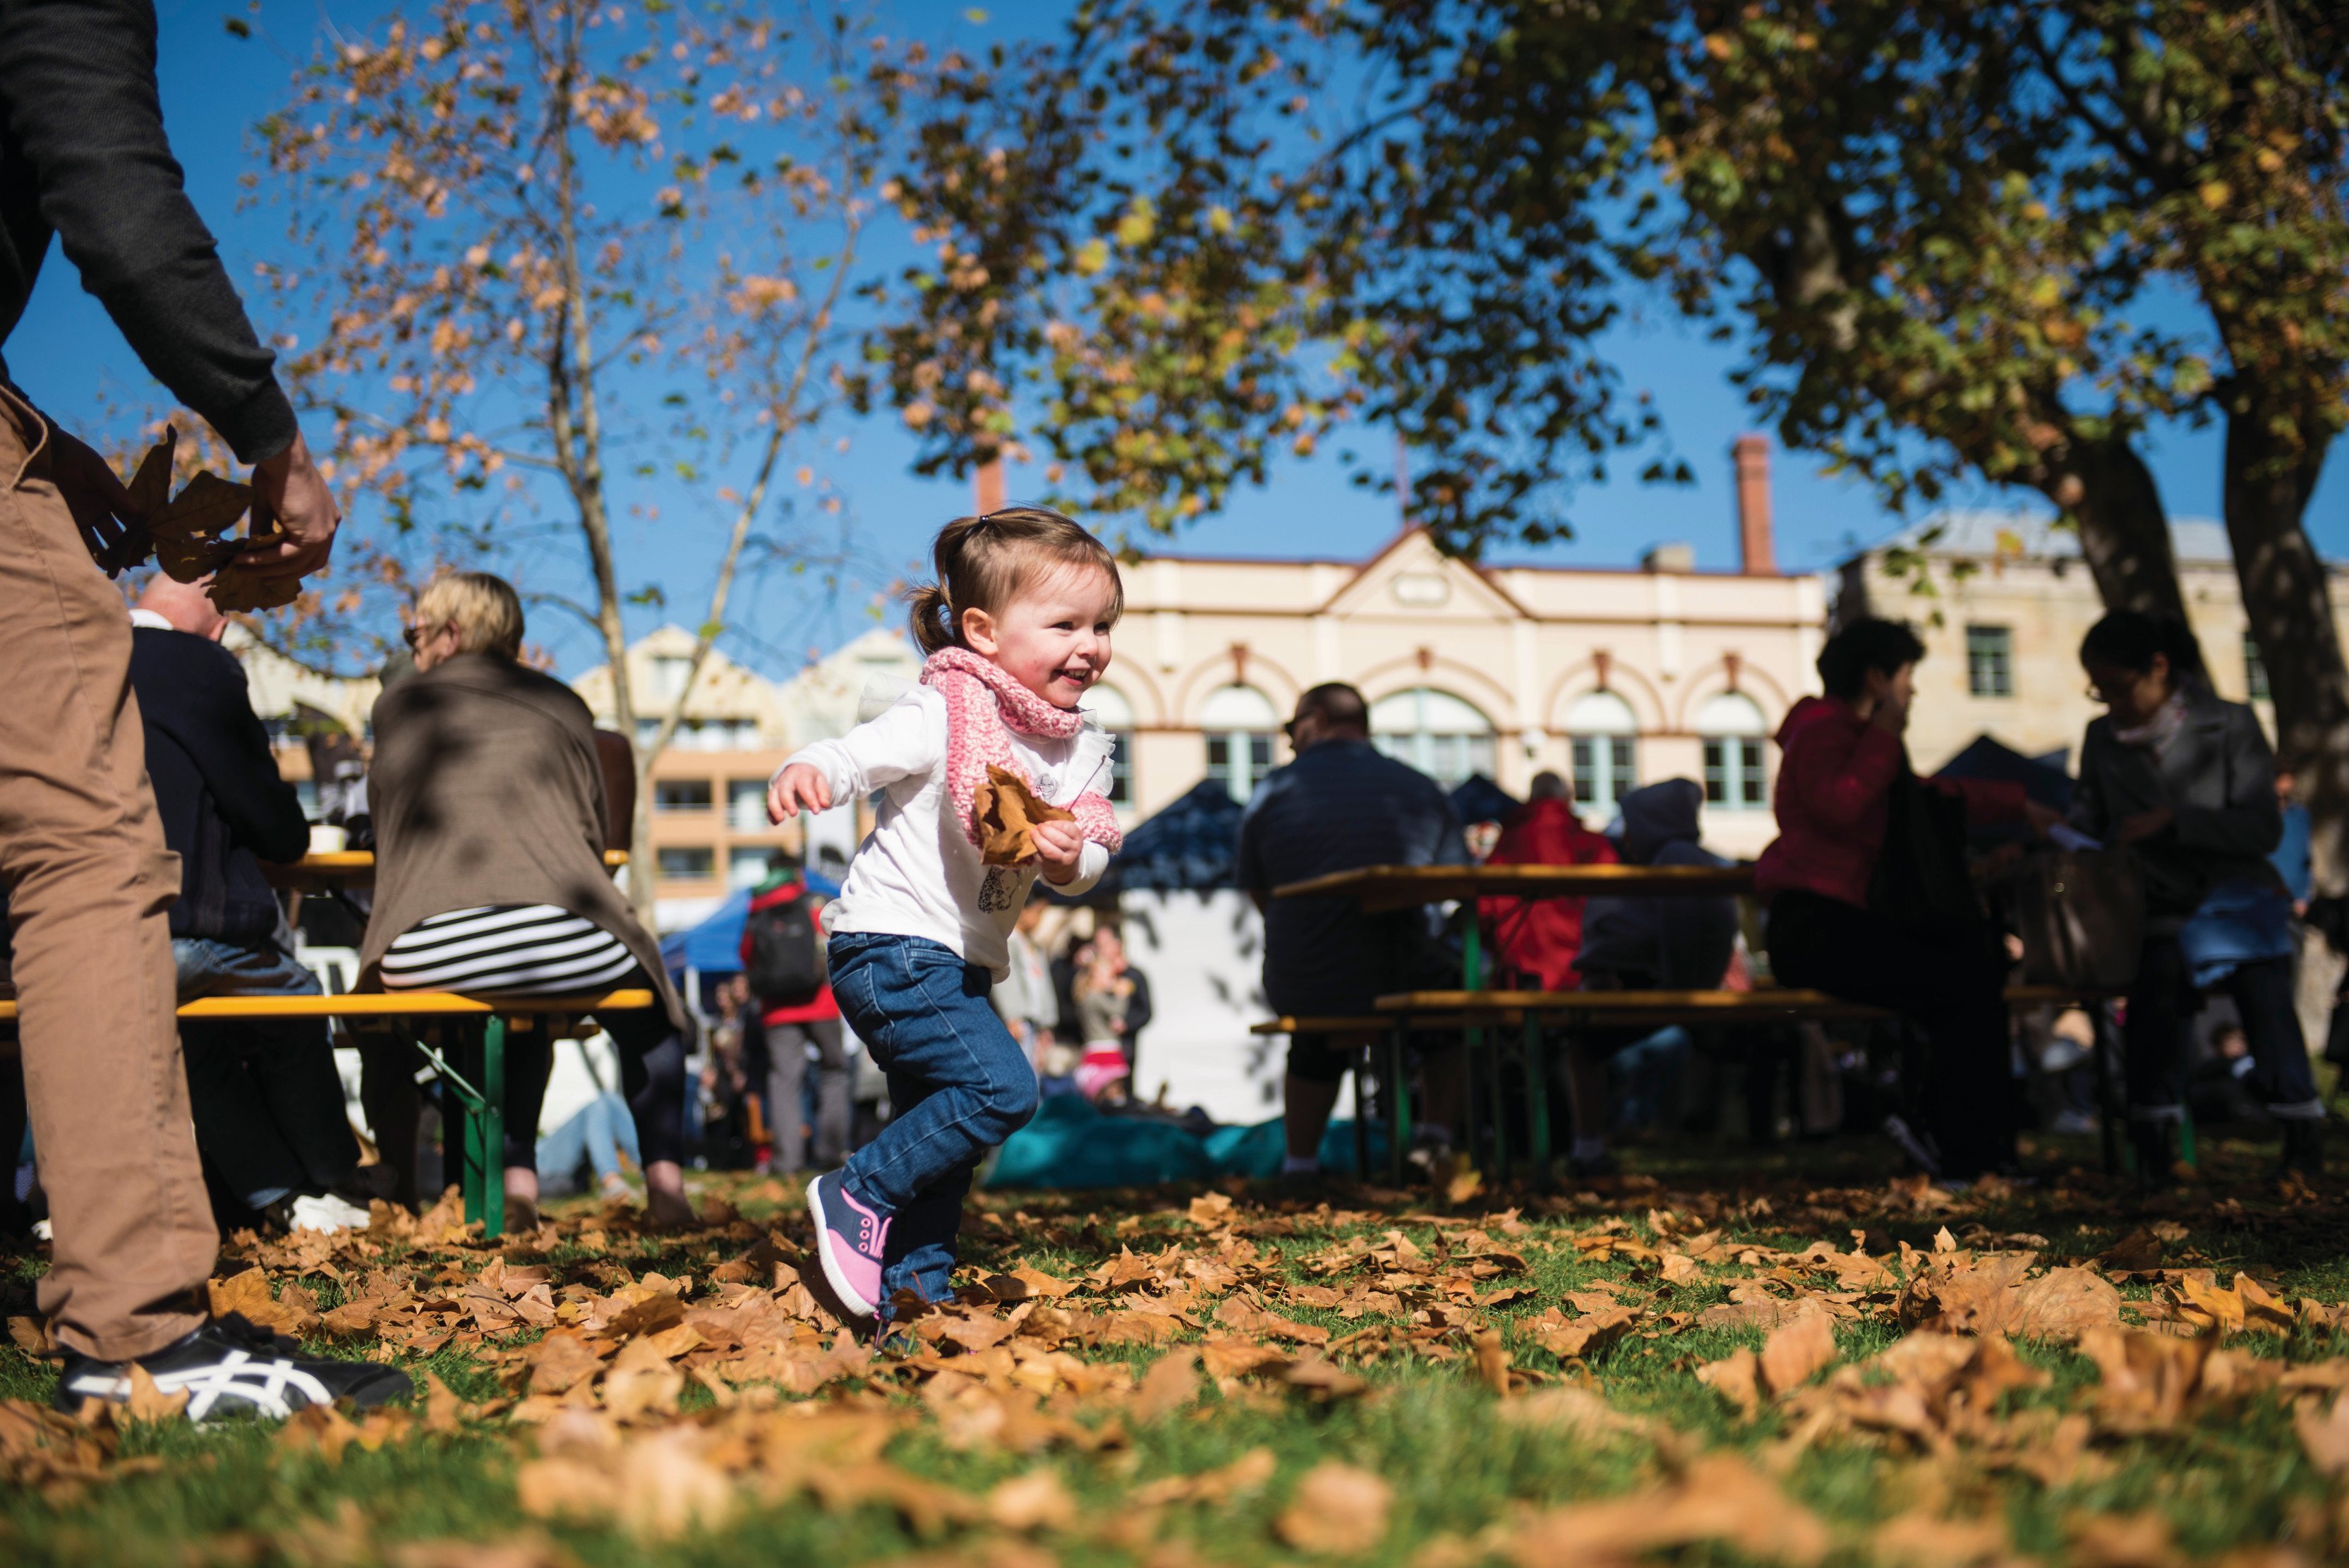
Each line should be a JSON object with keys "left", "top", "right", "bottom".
{"left": 907, "top": 581, "right": 958, "bottom": 656}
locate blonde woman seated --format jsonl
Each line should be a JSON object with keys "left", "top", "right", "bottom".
{"left": 363, "top": 572, "right": 695, "bottom": 1228}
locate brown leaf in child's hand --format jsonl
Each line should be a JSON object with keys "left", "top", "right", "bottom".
{"left": 974, "top": 764, "right": 1074, "bottom": 865}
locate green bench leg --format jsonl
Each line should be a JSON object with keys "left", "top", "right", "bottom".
{"left": 457, "top": 1016, "right": 508, "bottom": 1240}
{"left": 482, "top": 1016, "right": 506, "bottom": 1239}
{"left": 1485, "top": 1023, "right": 1508, "bottom": 1180}
{"left": 1387, "top": 1020, "right": 1411, "bottom": 1187}
{"left": 1523, "top": 1015, "right": 1551, "bottom": 1183}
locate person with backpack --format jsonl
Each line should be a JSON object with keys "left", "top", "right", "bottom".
{"left": 741, "top": 859, "right": 850, "bottom": 1176}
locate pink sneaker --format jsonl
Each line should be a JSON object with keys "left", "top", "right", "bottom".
{"left": 807, "top": 1171, "right": 888, "bottom": 1318}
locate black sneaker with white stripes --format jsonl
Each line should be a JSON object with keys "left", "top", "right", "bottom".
{"left": 50, "top": 1313, "right": 413, "bottom": 1422}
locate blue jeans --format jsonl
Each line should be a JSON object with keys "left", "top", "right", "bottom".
{"left": 536, "top": 1091, "right": 640, "bottom": 1190}
{"left": 174, "top": 937, "right": 358, "bottom": 1210}
{"left": 829, "top": 933, "right": 1040, "bottom": 1310}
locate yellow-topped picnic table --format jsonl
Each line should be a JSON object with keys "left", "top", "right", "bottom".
{"left": 1272, "top": 861, "right": 1753, "bottom": 911}
{"left": 1270, "top": 860, "right": 1758, "bottom": 1183}
{"left": 264, "top": 848, "right": 629, "bottom": 891}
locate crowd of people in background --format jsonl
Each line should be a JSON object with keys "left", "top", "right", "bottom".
{"left": 1230, "top": 612, "right": 2341, "bottom": 1194}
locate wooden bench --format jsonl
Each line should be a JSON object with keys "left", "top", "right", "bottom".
{"left": 0, "top": 988, "right": 657, "bottom": 1240}
{"left": 1308, "top": 984, "right": 2126, "bottom": 1186}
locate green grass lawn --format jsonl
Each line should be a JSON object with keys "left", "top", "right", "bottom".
{"left": 6, "top": 1130, "right": 2349, "bottom": 1567}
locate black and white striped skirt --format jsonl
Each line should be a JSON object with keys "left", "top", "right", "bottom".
{"left": 380, "top": 905, "right": 639, "bottom": 996}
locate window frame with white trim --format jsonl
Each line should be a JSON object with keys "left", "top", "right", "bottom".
{"left": 1696, "top": 691, "right": 1770, "bottom": 812}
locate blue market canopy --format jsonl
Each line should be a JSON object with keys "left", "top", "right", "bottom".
{"left": 1934, "top": 733, "right": 2073, "bottom": 812}
{"left": 1103, "top": 776, "right": 1247, "bottom": 893}
{"left": 658, "top": 871, "right": 840, "bottom": 975}
{"left": 1449, "top": 773, "right": 1520, "bottom": 827}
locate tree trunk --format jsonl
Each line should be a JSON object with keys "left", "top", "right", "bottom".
{"left": 2058, "top": 435, "right": 2190, "bottom": 622}
{"left": 2223, "top": 402, "right": 2349, "bottom": 893}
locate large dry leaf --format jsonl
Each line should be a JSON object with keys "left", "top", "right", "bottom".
{"left": 1132, "top": 1447, "right": 1277, "bottom": 1506}
{"left": 2004, "top": 1268, "right": 2123, "bottom": 1342}
{"left": 2173, "top": 1271, "right": 2297, "bottom": 1337}
{"left": 1871, "top": 1508, "right": 2015, "bottom": 1568}
{"left": 1759, "top": 1308, "right": 1838, "bottom": 1396}
{"left": 1530, "top": 1305, "right": 1636, "bottom": 1361}
{"left": 988, "top": 1469, "right": 1077, "bottom": 1533}
{"left": 208, "top": 1267, "right": 317, "bottom": 1339}
{"left": 973, "top": 764, "right": 1074, "bottom": 865}
{"left": 121, "top": 1365, "right": 188, "bottom": 1427}
{"left": 1133, "top": 1349, "right": 1202, "bottom": 1422}
{"left": 1506, "top": 1452, "right": 1830, "bottom": 1566}
{"left": 2077, "top": 1327, "right": 2247, "bottom": 1433}
{"left": 1474, "top": 1329, "right": 1514, "bottom": 1397}
{"left": 1697, "top": 1349, "right": 1764, "bottom": 1418}
{"left": 1898, "top": 1252, "right": 2037, "bottom": 1335}
{"left": 2295, "top": 1393, "right": 2349, "bottom": 1478}
{"left": 1274, "top": 1461, "right": 1392, "bottom": 1555}
{"left": 1499, "top": 1386, "right": 1665, "bottom": 1445}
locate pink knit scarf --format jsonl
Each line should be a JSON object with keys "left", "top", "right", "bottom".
{"left": 922, "top": 646, "right": 1124, "bottom": 854}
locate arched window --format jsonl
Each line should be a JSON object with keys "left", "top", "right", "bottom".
{"left": 1370, "top": 687, "right": 1495, "bottom": 791}
{"left": 1564, "top": 690, "right": 1638, "bottom": 819}
{"left": 1697, "top": 692, "right": 1769, "bottom": 810}
{"left": 1199, "top": 683, "right": 1279, "bottom": 801}
{"left": 1085, "top": 684, "right": 1135, "bottom": 805}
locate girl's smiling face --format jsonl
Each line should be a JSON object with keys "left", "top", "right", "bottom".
{"left": 960, "top": 562, "right": 1118, "bottom": 708}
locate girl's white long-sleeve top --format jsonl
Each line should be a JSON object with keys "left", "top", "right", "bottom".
{"left": 776, "top": 683, "right": 1113, "bottom": 980}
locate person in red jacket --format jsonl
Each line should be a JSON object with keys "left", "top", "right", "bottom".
{"left": 741, "top": 869, "right": 850, "bottom": 1175}
{"left": 1758, "top": 617, "right": 2055, "bottom": 1181}
{"left": 1480, "top": 771, "right": 1618, "bottom": 989}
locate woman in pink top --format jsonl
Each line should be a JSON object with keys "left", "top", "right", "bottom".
{"left": 1758, "top": 618, "right": 2055, "bottom": 1181}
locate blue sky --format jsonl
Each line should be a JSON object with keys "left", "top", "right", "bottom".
{"left": 7, "top": 0, "right": 2341, "bottom": 680}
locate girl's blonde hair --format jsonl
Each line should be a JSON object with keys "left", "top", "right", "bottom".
{"left": 906, "top": 506, "right": 1123, "bottom": 657}
{"left": 413, "top": 570, "right": 525, "bottom": 661}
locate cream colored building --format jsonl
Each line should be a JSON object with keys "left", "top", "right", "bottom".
{"left": 1097, "top": 472, "right": 1823, "bottom": 859}
{"left": 1833, "top": 512, "right": 2349, "bottom": 773}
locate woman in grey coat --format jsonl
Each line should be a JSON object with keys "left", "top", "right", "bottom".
{"left": 2071, "top": 612, "right": 2321, "bottom": 1180}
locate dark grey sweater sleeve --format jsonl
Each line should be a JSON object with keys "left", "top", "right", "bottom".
{"left": 0, "top": 0, "right": 297, "bottom": 460}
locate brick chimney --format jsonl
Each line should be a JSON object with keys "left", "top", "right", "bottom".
{"left": 974, "top": 457, "right": 1007, "bottom": 514}
{"left": 1732, "top": 433, "right": 1777, "bottom": 575}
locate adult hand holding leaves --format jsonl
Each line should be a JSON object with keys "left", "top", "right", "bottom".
{"left": 239, "top": 430, "right": 339, "bottom": 581}
{"left": 48, "top": 424, "right": 141, "bottom": 572}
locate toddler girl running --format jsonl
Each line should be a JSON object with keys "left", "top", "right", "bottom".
{"left": 768, "top": 507, "right": 1123, "bottom": 1322}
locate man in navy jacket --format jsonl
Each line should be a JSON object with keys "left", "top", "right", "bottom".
{"left": 129, "top": 577, "right": 363, "bottom": 1233}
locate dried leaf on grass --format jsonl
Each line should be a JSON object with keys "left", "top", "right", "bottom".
{"left": 1527, "top": 1305, "right": 1637, "bottom": 1361}
{"left": 2079, "top": 1326, "right": 2275, "bottom": 1433}
{"left": 2295, "top": 1393, "right": 2349, "bottom": 1478}
{"left": 1133, "top": 1349, "right": 1202, "bottom": 1422}
{"left": 1699, "top": 1305, "right": 1837, "bottom": 1416}
{"left": 1506, "top": 1452, "right": 1830, "bottom": 1566}
{"left": 2171, "top": 1271, "right": 2298, "bottom": 1337}
{"left": 1275, "top": 1461, "right": 1392, "bottom": 1555}
{"left": 1133, "top": 1446, "right": 1278, "bottom": 1507}
{"left": 1899, "top": 1255, "right": 2120, "bottom": 1343}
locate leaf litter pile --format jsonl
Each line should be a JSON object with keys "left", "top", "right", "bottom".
{"left": 8, "top": 1154, "right": 2349, "bottom": 1565}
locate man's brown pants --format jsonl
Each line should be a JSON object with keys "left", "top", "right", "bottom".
{"left": 0, "top": 392, "right": 215, "bottom": 1358}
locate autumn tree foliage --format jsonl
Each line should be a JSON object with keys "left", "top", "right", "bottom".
{"left": 857, "top": 1, "right": 1663, "bottom": 557}
{"left": 874, "top": 0, "right": 2349, "bottom": 881}
{"left": 252, "top": 0, "right": 898, "bottom": 918}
